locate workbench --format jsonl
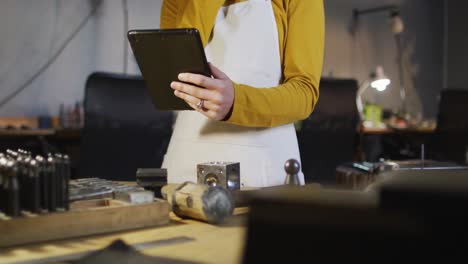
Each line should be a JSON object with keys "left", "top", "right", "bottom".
{"left": 0, "top": 209, "right": 249, "bottom": 264}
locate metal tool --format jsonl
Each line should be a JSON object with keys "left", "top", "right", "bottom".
{"left": 46, "top": 154, "right": 57, "bottom": 212}
{"left": 136, "top": 168, "right": 167, "bottom": 188}
{"left": 2, "top": 157, "right": 20, "bottom": 217}
{"left": 13, "top": 151, "right": 28, "bottom": 213}
{"left": 69, "top": 186, "right": 114, "bottom": 201}
{"left": 0, "top": 149, "right": 72, "bottom": 217}
{"left": 114, "top": 190, "right": 155, "bottom": 204}
{"left": 27, "top": 157, "right": 41, "bottom": 214}
{"left": 336, "top": 159, "right": 468, "bottom": 191}
{"left": 0, "top": 154, "right": 6, "bottom": 214}
{"left": 284, "top": 159, "right": 301, "bottom": 186}
{"left": 54, "top": 154, "right": 65, "bottom": 210}
{"left": 36, "top": 155, "right": 50, "bottom": 213}
{"left": 136, "top": 168, "right": 167, "bottom": 198}
{"left": 162, "top": 182, "right": 235, "bottom": 224}
{"left": 69, "top": 178, "right": 146, "bottom": 202}
{"left": 63, "top": 155, "right": 71, "bottom": 210}
{"left": 197, "top": 162, "right": 240, "bottom": 191}
{"left": 16, "top": 152, "right": 41, "bottom": 214}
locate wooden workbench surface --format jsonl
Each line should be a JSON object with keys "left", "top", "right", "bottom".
{"left": 0, "top": 209, "right": 249, "bottom": 264}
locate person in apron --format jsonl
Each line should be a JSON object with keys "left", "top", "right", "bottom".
{"left": 160, "top": 0, "right": 324, "bottom": 188}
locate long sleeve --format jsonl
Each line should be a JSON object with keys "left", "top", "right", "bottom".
{"left": 226, "top": 0, "right": 325, "bottom": 127}
{"left": 160, "top": 0, "right": 224, "bottom": 46}
{"left": 160, "top": 0, "right": 178, "bottom": 29}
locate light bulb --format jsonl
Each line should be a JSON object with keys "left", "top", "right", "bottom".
{"left": 371, "top": 78, "right": 391, "bottom": 91}
{"left": 391, "top": 14, "right": 404, "bottom": 34}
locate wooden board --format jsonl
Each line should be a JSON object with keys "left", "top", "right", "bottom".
{"left": 0, "top": 199, "right": 170, "bottom": 248}
{"left": 0, "top": 129, "right": 55, "bottom": 137}
{"left": 0, "top": 211, "right": 248, "bottom": 264}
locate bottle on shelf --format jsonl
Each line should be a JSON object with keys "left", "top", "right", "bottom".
{"left": 59, "top": 103, "right": 67, "bottom": 129}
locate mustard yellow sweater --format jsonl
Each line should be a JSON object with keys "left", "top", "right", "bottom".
{"left": 161, "top": 0, "right": 324, "bottom": 128}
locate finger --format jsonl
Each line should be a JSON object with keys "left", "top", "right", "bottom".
{"left": 186, "top": 101, "right": 220, "bottom": 120}
{"left": 208, "top": 63, "right": 229, "bottom": 80}
{"left": 174, "top": 90, "right": 220, "bottom": 112}
{"left": 186, "top": 100, "right": 222, "bottom": 120}
{"left": 187, "top": 102, "right": 202, "bottom": 112}
{"left": 171, "top": 81, "right": 213, "bottom": 100}
{"left": 178, "top": 73, "right": 217, "bottom": 88}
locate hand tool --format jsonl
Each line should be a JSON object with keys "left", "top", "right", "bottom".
{"left": 63, "top": 155, "right": 71, "bottom": 210}
{"left": 2, "top": 157, "right": 20, "bottom": 217}
{"left": 161, "top": 182, "right": 235, "bottom": 224}
{"left": 46, "top": 154, "right": 57, "bottom": 212}
{"left": 27, "top": 157, "right": 41, "bottom": 214}
{"left": 54, "top": 154, "right": 65, "bottom": 210}
{"left": 0, "top": 154, "right": 6, "bottom": 214}
{"left": 36, "top": 155, "right": 50, "bottom": 213}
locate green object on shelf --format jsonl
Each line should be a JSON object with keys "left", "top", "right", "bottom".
{"left": 364, "top": 104, "right": 382, "bottom": 125}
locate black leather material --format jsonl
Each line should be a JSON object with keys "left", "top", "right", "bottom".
{"left": 298, "top": 78, "right": 359, "bottom": 185}
{"left": 428, "top": 89, "right": 468, "bottom": 164}
{"left": 78, "top": 72, "right": 174, "bottom": 181}
{"left": 72, "top": 239, "right": 199, "bottom": 264}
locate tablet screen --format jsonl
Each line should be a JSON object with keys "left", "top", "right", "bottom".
{"left": 128, "top": 28, "right": 211, "bottom": 111}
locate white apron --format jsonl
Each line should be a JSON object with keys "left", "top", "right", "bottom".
{"left": 162, "top": 0, "right": 304, "bottom": 188}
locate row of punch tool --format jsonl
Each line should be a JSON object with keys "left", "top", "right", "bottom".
{"left": 0, "top": 149, "right": 70, "bottom": 219}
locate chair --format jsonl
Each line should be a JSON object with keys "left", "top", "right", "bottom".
{"left": 426, "top": 89, "right": 468, "bottom": 165}
{"left": 78, "top": 72, "right": 174, "bottom": 181}
{"left": 297, "top": 78, "right": 359, "bottom": 185}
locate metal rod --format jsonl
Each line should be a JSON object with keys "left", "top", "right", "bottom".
{"left": 354, "top": 5, "right": 399, "bottom": 17}
{"left": 421, "top": 144, "right": 425, "bottom": 169}
{"left": 394, "top": 33, "right": 406, "bottom": 115}
{"left": 400, "top": 167, "right": 468, "bottom": 171}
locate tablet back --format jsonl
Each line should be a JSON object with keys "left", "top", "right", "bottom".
{"left": 128, "top": 28, "right": 211, "bottom": 111}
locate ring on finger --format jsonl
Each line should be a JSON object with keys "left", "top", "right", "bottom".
{"left": 196, "top": 99, "right": 205, "bottom": 109}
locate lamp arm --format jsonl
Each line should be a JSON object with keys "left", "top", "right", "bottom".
{"left": 357, "top": 80, "right": 370, "bottom": 97}
{"left": 394, "top": 34, "right": 406, "bottom": 115}
{"left": 356, "top": 80, "right": 370, "bottom": 121}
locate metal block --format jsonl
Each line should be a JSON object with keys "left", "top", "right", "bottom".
{"left": 136, "top": 168, "right": 167, "bottom": 188}
{"left": 197, "top": 162, "right": 240, "bottom": 191}
{"left": 115, "top": 190, "right": 155, "bottom": 204}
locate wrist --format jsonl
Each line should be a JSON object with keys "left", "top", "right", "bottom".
{"left": 221, "top": 104, "right": 234, "bottom": 121}
{"left": 221, "top": 80, "right": 236, "bottom": 121}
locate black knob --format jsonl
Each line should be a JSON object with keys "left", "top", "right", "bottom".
{"left": 284, "top": 159, "right": 301, "bottom": 186}
{"left": 284, "top": 159, "right": 301, "bottom": 175}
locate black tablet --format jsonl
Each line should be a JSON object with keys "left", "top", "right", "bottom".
{"left": 128, "top": 28, "right": 212, "bottom": 111}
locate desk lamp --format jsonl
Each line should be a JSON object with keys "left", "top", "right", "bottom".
{"left": 353, "top": 5, "right": 406, "bottom": 116}
{"left": 356, "top": 66, "right": 391, "bottom": 120}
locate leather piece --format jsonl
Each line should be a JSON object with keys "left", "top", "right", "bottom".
{"left": 72, "top": 239, "right": 199, "bottom": 264}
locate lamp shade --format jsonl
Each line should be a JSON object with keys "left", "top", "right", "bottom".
{"left": 390, "top": 11, "right": 405, "bottom": 34}
{"left": 370, "top": 66, "right": 391, "bottom": 92}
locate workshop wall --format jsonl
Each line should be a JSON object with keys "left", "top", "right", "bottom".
{"left": 0, "top": 0, "right": 444, "bottom": 120}
{"left": 0, "top": 0, "right": 97, "bottom": 117}
{"left": 0, "top": 0, "right": 162, "bottom": 117}
{"left": 93, "top": 0, "right": 162, "bottom": 76}
{"left": 446, "top": 1, "right": 468, "bottom": 90}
